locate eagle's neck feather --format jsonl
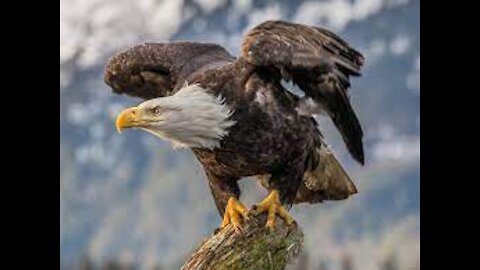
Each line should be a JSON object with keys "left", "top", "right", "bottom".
{"left": 146, "top": 84, "right": 236, "bottom": 150}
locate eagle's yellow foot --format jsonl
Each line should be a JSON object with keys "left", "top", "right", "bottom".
{"left": 220, "top": 197, "right": 249, "bottom": 234}
{"left": 251, "top": 189, "right": 295, "bottom": 230}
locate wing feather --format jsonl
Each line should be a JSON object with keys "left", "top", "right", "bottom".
{"left": 104, "top": 42, "right": 234, "bottom": 100}
{"left": 241, "top": 20, "right": 365, "bottom": 164}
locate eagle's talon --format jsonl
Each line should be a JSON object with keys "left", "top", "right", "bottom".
{"left": 249, "top": 204, "right": 261, "bottom": 216}
{"left": 241, "top": 209, "right": 251, "bottom": 221}
{"left": 220, "top": 197, "right": 249, "bottom": 234}
{"left": 252, "top": 189, "right": 296, "bottom": 230}
{"left": 266, "top": 219, "right": 276, "bottom": 231}
{"left": 233, "top": 226, "right": 243, "bottom": 235}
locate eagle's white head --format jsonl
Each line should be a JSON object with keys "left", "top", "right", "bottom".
{"left": 115, "top": 83, "right": 236, "bottom": 149}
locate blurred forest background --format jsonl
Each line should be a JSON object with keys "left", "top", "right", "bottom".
{"left": 60, "top": 0, "right": 420, "bottom": 269}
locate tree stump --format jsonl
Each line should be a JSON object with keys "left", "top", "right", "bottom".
{"left": 181, "top": 214, "right": 303, "bottom": 270}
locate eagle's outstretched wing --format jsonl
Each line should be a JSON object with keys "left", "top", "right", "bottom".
{"left": 241, "top": 20, "right": 365, "bottom": 164}
{"left": 104, "top": 42, "right": 234, "bottom": 100}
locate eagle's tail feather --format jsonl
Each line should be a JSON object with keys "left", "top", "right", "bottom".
{"left": 295, "top": 146, "right": 357, "bottom": 204}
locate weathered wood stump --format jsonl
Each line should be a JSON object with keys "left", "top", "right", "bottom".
{"left": 181, "top": 214, "right": 303, "bottom": 270}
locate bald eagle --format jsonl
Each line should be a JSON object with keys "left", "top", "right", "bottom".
{"left": 105, "top": 20, "right": 364, "bottom": 232}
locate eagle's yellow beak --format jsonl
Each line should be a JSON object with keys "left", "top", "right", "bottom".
{"left": 115, "top": 107, "right": 139, "bottom": 133}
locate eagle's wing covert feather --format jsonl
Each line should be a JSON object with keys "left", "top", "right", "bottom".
{"left": 104, "top": 42, "right": 234, "bottom": 100}
{"left": 240, "top": 20, "right": 365, "bottom": 164}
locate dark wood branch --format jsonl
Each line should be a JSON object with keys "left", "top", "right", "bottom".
{"left": 181, "top": 214, "right": 304, "bottom": 270}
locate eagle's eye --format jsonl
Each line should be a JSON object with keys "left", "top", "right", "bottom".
{"left": 150, "top": 107, "right": 161, "bottom": 114}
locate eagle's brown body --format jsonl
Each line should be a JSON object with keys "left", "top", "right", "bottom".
{"left": 105, "top": 21, "right": 364, "bottom": 217}
{"left": 192, "top": 58, "right": 322, "bottom": 212}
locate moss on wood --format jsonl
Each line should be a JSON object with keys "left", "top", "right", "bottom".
{"left": 181, "top": 214, "right": 303, "bottom": 270}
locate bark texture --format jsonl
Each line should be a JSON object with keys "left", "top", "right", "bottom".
{"left": 181, "top": 214, "right": 303, "bottom": 270}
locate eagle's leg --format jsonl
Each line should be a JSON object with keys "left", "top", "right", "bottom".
{"left": 220, "top": 197, "right": 249, "bottom": 234}
{"left": 205, "top": 170, "right": 248, "bottom": 234}
{"left": 250, "top": 189, "right": 295, "bottom": 230}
